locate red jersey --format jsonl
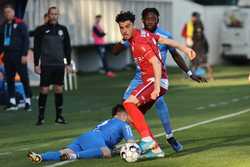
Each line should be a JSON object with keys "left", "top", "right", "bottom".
{"left": 128, "top": 29, "right": 167, "bottom": 82}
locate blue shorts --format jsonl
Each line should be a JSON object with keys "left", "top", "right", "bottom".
{"left": 123, "top": 78, "right": 143, "bottom": 100}
{"left": 67, "top": 131, "right": 107, "bottom": 154}
{"left": 0, "top": 66, "right": 4, "bottom": 73}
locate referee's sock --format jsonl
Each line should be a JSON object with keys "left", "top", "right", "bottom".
{"left": 55, "top": 93, "right": 63, "bottom": 118}
{"left": 38, "top": 93, "right": 47, "bottom": 119}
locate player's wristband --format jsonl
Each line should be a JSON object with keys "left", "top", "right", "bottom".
{"left": 187, "top": 70, "right": 193, "bottom": 77}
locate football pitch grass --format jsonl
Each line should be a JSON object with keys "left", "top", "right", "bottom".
{"left": 0, "top": 65, "right": 250, "bottom": 167}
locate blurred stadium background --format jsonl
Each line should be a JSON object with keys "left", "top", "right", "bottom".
{"left": 1, "top": 0, "right": 249, "bottom": 73}
{"left": 0, "top": 0, "right": 250, "bottom": 167}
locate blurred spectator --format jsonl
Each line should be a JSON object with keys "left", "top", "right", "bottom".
{"left": 0, "top": 53, "right": 5, "bottom": 92}
{"left": 0, "top": 53, "right": 27, "bottom": 107}
{"left": 0, "top": 4, "right": 32, "bottom": 111}
{"left": 182, "top": 12, "right": 214, "bottom": 80}
{"left": 0, "top": 54, "right": 8, "bottom": 105}
{"left": 92, "top": 15, "right": 116, "bottom": 78}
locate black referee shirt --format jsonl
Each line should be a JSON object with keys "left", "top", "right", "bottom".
{"left": 34, "top": 23, "right": 71, "bottom": 67}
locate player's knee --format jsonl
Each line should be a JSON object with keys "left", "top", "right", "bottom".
{"left": 101, "top": 148, "right": 112, "bottom": 158}
{"left": 54, "top": 85, "right": 63, "bottom": 93}
{"left": 40, "top": 87, "right": 49, "bottom": 94}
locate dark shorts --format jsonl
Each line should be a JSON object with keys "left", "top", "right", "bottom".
{"left": 40, "top": 66, "right": 64, "bottom": 87}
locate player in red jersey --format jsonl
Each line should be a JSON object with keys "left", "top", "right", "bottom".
{"left": 115, "top": 11, "right": 196, "bottom": 158}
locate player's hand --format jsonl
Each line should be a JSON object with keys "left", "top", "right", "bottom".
{"left": 190, "top": 74, "right": 207, "bottom": 83}
{"left": 21, "top": 56, "right": 28, "bottom": 64}
{"left": 186, "top": 38, "right": 193, "bottom": 47}
{"left": 65, "top": 65, "right": 73, "bottom": 73}
{"left": 185, "top": 48, "right": 196, "bottom": 60}
{"left": 151, "top": 87, "right": 160, "bottom": 100}
{"left": 34, "top": 65, "right": 41, "bottom": 74}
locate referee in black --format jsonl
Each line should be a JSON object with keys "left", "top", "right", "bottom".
{"left": 0, "top": 4, "right": 32, "bottom": 111}
{"left": 34, "top": 6, "right": 72, "bottom": 125}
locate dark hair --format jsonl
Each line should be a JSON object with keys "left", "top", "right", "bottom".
{"left": 3, "top": 4, "right": 15, "bottom": 10}
{"left": 192, "top": 12, "right": 200, "bottom": 18}
{"left": 112, "top": 104, "right": 126, "bottom": 117}
{"left": 96, "top": 14, "right": 102, "bottom": 18}
{"left": 44, "top": 13, "right": 48, "bottom": 18}
{"left": 142, "top": 8, "right": 160, "bottom": 19}
{"left": 48, "top": 6, "right": 57, "bottom": 14}
{"left": 115, "top": 11, "right": 135, "bottom": 23}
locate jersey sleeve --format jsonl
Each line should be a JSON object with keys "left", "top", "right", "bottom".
{"left": 122, "top": 123, "right": 134, "bottom": 141}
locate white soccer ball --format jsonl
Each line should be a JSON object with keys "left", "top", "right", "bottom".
{"left": 120, "top": 143, "right": 141, "bottom": 163}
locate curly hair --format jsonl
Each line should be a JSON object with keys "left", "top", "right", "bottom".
{"left": 115, "top": 11, "right": 136, "bottom": 23}
{"left": 142, "top": 8, "right": 160, "bottom": 19}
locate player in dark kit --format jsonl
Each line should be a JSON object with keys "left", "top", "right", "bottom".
{"left": 33, "top": 6, "right": 72, "bottom": 125}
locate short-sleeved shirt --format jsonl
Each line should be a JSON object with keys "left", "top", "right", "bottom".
{"left": 128, "top": 29, "right": 167, "bottom": 82}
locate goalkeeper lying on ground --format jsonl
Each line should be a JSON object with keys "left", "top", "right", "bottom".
{"left": 28, "top": 104, "right": 135, "bottom": 163}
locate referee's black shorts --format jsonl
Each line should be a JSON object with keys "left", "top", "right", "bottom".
{"left": 40, "top": 66, "right": 65, "bottom": 87}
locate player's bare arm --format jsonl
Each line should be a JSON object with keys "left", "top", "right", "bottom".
{"left": 171, "top": 50, "right": 207, "bottom": 83}
{"left": 148, "top": 56, "right": 161, "bottom": 100}
{"left": 158, "top": 37, "right": 196, "bottom": 60}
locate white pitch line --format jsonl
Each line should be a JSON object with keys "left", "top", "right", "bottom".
{"left": 45, "top": 160, "right": 75, "bottom": 167}
{"left": 219, "top": 102, "right": 228, "bottom": 105}
{"left": 243, "top": 96, "right": 250, "bottom": 100}
{"left": 195, "top": 96, "right": 248, "bottom": 111}
{"left": 232, "top": 98, "right": 240, "bottom": 102}
{"left": 45, "top": 108, "right": 250, "bottom": 167}
{"left": 208, "top": 104, "right": 217, "bottom": 108}
{"left": 155, "top": 108, "right": 250, "bottom": 137}
{"left": 0, "top": 152, "right": 12, "bottom": 156}
{"left": 196, "top": 106, "right": 205, "bottom": 110}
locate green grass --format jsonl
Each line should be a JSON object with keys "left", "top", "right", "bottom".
{"left": 0, "top": 65, "right": 250, "bottom": 167}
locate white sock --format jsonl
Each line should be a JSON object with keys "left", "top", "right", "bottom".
{"left": 10, "top": 98, "right": 16, "bottom": 105}
{"left": 69, "top": 153, "right": 77, "bottom": 160}
{"left": 25, "top": 98, "right": 31, "bottom": 105}
{"left": 166, "top": 133, "right": 174, "bottom": 139}
{"left": 142, "top": 136, "right": 153, "bottom": 142}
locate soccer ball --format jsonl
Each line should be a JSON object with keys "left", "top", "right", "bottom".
{"left": 120, "top": 143, "right": 141, "bottom": 163}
